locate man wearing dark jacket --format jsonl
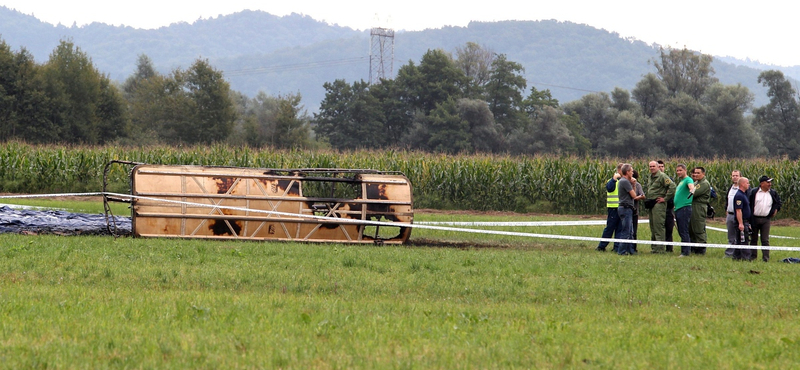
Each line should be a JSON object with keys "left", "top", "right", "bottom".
{"left": 748, "top": 176, "right": 782, "bottom": 262}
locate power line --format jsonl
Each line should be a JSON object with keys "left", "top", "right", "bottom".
{"left": 222, "top": 57, "right": 368, "bottom": 77}
{"left": 528, "top": 81, "right": 603, "bottom": 94}
{"left": 221, "top": 56, "right": 601, "bottom": 94}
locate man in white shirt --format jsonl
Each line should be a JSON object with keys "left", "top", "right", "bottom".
{"left": 723, "top": 170, "right": 741, "bottom": 257}
{"left": 748, "top": 176, "right": 782, "bottom": 262}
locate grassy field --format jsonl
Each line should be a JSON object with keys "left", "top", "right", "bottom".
{"left": 2, "top": 202, "right": 800, "bottom": 368}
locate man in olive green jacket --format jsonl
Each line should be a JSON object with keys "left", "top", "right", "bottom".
{"left": 646, "top": 160, "right": 676, "bottom": 253}
{"left": 690, "top": 166, "right": 712, "bottom": 254}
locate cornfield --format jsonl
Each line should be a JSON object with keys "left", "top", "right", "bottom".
{"left": 1, "top": 142, "right": 798, "bottom": 218}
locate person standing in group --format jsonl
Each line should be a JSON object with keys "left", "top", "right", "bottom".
{"left": 723, "top": 170, "right": 742, "bottom": 257}
{"left": 748, "top": 175, "right": 782, "bottom": 262}
{"left": 673, "top": 164, "right": 695, "bottom": 257}
{"left": 646, "top": 161, "right": 675, "bottom": 253}
{"left": 690, "top": 167, "right": 712, "bottom": 255}
{"left": 616, "top": 164, "right": 645, "bottom": 255}
{"left": 732, "top": 177, "right": 754, "bottom": 261}
{"left": 631, "top": 170, "right": 645, "bottom": 252}
{"left": 596, "top": 163, "right": 624, "bottom": 252}
{"left": 658, "top": 160, "right": 675, "bottom": 252}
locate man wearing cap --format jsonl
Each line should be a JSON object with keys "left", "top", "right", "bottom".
{"left": 748, "top": 176, "right": 782, "bottom": 262}
{"left": 723, "top": 170, "right": 741, "bottom": 257}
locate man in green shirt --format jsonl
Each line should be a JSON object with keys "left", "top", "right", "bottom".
{"left": 673, "top": 164, "right": 695, "bottom": 257}
{"left": 646, "top": 160, "right": 676, "bottom": 253}
{"left": 690, "top": 166, "right": 712, "bottom": 255}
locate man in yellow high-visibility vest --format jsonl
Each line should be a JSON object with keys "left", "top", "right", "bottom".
{"left": 596, "top": 163, "right": 624, "bottom": 252}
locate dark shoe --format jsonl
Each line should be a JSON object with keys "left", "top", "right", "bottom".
{"left": 596, "top": 247, "right": 606, "bottom": 252}
{"left": 763, "top": 258, "right": 769, "bottom": 262}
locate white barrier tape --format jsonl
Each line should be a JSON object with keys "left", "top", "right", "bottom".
{"left": 0, "top": 192, "right": 105, "bottom": 199}
{"left": 418, "top": 220, "right": 610, "bottom": 226}
{"left": 706, "top": 226, "right": 798, "bottom": 240}
{"left": 4, "top": 192, "right": 800, "bottom": 251}
{"left": 101, "top": 192, "right": 800, "bottom": 252}
{"left": 420, "top": 221, "right": 800, "bottom": 241}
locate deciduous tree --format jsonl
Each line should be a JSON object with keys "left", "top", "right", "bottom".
{"left": 653, "top": 47, "right": 717, "bottom": 99}
{"left": 506, "top": 106, "right": 574, "bottom": 155}
{"left": 424, "top": 98, "right": 471, "bottom": 153}
{"left": 704, "top": 83, "right": 763, "bottom": 157}
{"left": 752, "top": 70, "right": 800, "bottom": 158}
{"left": 368, "top": 78, "right": 413, "bottom": 144}
{"left": 313, "top": 79, "right": 385, "bottom": 150}
{"left": 456, "top": 98, "right": 503, "bottom": 152}
{"left": 631, "top": 73, "right": 667, "bottom": 119}
{"left": 180, "top": 59, "right": 238, "bottom": 144}
{"left": 454, "top": 42, "right": 494, "bottom": 99}
{"left": 522, "top": 86, "right": 559, "bottom": 118}
{"left": 484, "top": 54, "right": 527, "bottom": 132}
{"left": 272, "top": 93, "right": 310, "bottom": 149}
{"left": 655, "top": 93, "right": 707, "bottom": 156}
{"left": 562, "top": 92, "right": 614, "bottom": 150}
{"left": 41, "top": 40, "right": 128, "bottom": 144}
{"left": 396, "top": 49, "right": 467, "bottom": 115}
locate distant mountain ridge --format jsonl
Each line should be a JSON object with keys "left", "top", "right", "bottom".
{"left": 1, "top": 6, "right": 794, "bottom": 110}
{"left": 0, "top": 7, "right": 362, "bottom": 78}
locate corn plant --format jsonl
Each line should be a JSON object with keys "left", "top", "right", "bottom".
{"left": 1, "top": 142, "right": 798, "bottom": 219}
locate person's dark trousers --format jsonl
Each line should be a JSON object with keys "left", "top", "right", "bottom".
{"left": 617, "top": 206, "right": 635, "bottom": 255}
{"left": 665, "top": 206, "right": 675, "bottom": 252}
{"left": 733, "top": 222, "right": 753, "bottom": 261}
{"left": 750, "top": 216, "right": 771, "bottom": 262}
{"left": 632, "top": 212, "right": 639, "bottom": 252}
{"left": 613, "top": 211, "right": 626, "bottom": 252}
{"left": 675, "top": 206, "right": 692, "bottom": 256}
{"left": 597, "top": 207, "right": 619, "bottom": 251}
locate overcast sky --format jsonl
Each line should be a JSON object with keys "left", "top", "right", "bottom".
{"left": 4, "top": 0, "right": 797, "bottom": 67}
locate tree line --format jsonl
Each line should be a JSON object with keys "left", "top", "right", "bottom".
{"left": 315, "top": 45, "right": 800, "bottom": 158}
{"left": 2, "top": 38, "right": 799, "bottom": 158}
{"left": 0, "top": 39, "right": 311, "bottom": 148}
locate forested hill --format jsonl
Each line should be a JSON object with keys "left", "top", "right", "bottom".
{"left": 0, "top": 7, "right": 361, "bottom": 80}
{"left": 0, "top": 6, "right": 791, "bottom": 109}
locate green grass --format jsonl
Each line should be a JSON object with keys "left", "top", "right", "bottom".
{"left": 2, "top": 208, "right": 800, "bottom": 368}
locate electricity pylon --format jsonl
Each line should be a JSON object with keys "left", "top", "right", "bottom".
{"left": 369, "top": 27, "right": 395, "bottom": 84}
